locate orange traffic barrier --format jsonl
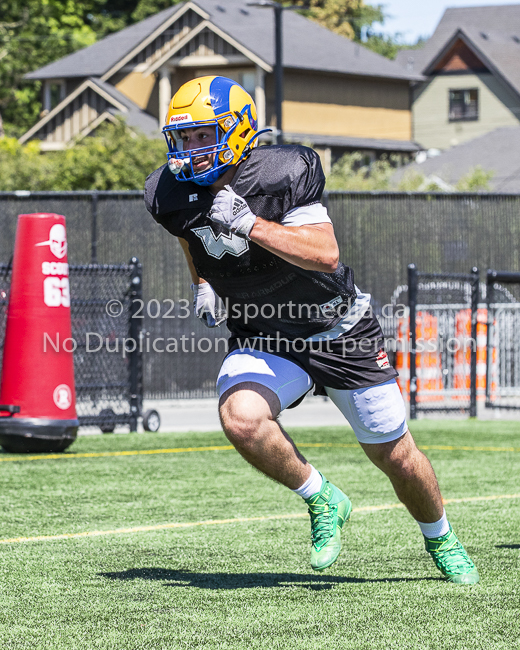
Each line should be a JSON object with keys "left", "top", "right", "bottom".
{"left": 453, "top": 309, "right": 497, "bottom": 401}
{"left": 395, "top": 310, "right": 443, "bottom": 402}
{"left": 395, "top": 315, "right": 409, "bottom": 396}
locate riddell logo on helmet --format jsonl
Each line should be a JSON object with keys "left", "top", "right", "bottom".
{"left": 169, "top": 113, "right": 193, "bottom": 124}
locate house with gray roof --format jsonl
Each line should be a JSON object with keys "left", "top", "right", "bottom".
{"left": 20, "top": 0, "right": 421, "bottom": 168}
{"left": 392, "top": 125, "right": 520, "bottom": 192}
{"left": 396, "top": 4, "right": 520, "bottom": 150}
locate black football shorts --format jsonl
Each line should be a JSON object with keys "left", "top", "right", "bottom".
{"left": 228, "top": 314, "right": 398, "bottom": 394}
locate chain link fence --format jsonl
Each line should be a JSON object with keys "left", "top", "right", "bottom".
{"left": 0, "top": 259, "right": 144, "bottom": 432}
{"left": 70, "top": 260, "right": 143, "bottom": 431}
{"left": 324, "top": 192, "right": 520, "bottom": 310}
{"left": 485, "top": 271, "right": 520, "bottom": 411}
{"left": 1, "top": 191, "right": 519, "bottom": 401}
{"left": 0, "top": 263, "right": 10, "bottom": 378}
{"left": 406, "top": 265, "right": 480, "bottom": 419}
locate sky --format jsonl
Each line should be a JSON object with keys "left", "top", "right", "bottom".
{"left": 372, "top": 0, "right": 520, "bottom": 43}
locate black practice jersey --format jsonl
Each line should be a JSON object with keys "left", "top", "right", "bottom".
{"left": 144, "top": 145, "right": 357, "bottom": 340}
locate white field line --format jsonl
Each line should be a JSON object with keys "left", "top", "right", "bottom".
{"left": 1, "top": 493, "right": 518, "bottom": 545}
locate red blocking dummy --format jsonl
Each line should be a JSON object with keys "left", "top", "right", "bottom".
{"left": 0, "top": 213, "right": 78, "bottom": 452}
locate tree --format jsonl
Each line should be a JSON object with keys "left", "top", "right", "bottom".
{"left": 0, "top": 1, "right": 97, "bottom": 136}
{"left": 0, "top": 0, "right": 184, "bottom": 137}
{"left": 325, "top": 153, "right": 495, "bottom": 192}
{"left": 325, "top": 152, "right": 395, "bottom": 190}
{"left": 287, "top": 0, "right": 384, "bottom": 40}
{"left": 456, "top": 166, "right": 494, "bottom": 192}
{"left": 0, "top": 119, "right": 165, "bottom": 191}
{"left": 130, "top": 0, "right": 183, "bottom": 23}
{"left": 287, "top": 0, "right": 424, "bottom": 59}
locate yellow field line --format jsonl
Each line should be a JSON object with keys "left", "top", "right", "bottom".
{"left": 303, "top": 443, "right": 520, "bottom": 453}
{"left": 419, "top": 444, "right": 520, "bottom": 452}
{"left": 0, "top": 445, "right": 235, "bottom": 462}
{"left": 1, "top": 493, "right": 518, "bottom": 545}
{"left": 1, "top": 441, "right": 519, "bottom": 463}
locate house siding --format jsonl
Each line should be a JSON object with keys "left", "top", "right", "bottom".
{"left": 413, "top": 72, "right": 520, "bottom": 150}
{"left": 126, "top": 8, "right": 202, "bottom": 68}
{"left": 114, "top": 71, "right": 158, "bottom": 110}
{"left": 22, "top": 85, "right": 119, "bottom": 149}
{"left": 271, "top": 72, "right": 412, "bottom": 140}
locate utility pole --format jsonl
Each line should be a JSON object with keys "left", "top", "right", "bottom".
{"left": 248, "top": 1, "right": 285, "bottom": 145}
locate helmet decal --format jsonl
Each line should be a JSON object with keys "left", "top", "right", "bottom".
{"left": 168, "top": 112, "right": 193, "bottom": 125}
{"left": 208, "top": 76, "right": 233, "bottom": 116}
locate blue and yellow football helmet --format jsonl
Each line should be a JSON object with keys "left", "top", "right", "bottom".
{"left": 163, "top": 75, "right": 270, "bottom": 186}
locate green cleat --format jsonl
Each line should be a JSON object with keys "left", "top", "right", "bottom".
{"left": 424, "top": 524, "right": 480, "bottom": 584}
{"left": 305, "top": 477, "right": 352, "bottom": 572}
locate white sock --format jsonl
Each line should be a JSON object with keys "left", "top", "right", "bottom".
{"left": 417, "top": 510, "right": 450, "bottom": 538}
{"left": 292, "top": 465, "right": 323, "bottom": 500}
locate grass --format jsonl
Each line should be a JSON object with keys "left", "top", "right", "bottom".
{"left": 0, "top": 420, "right": 519, "bottom": 649}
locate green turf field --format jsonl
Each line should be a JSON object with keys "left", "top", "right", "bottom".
{"left": 0, "top": 419, "right": 519, "bottom": 649}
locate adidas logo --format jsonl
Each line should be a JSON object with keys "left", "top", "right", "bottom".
{"left": 232, "top": 199, "right": 243, "bottom": 216}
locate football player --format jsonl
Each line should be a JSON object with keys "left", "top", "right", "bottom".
{"left": 145, "top": 75, "right": 478, "bottom": 583}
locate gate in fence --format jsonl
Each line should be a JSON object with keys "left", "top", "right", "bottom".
{"left": 0, "top": 258, "right": 146, "bottom": 432}
{"left": 403, "top": 264, "right": 479, "bottom": 419}
{"left": 485, "top": 270, "right": 520, "bottom": 411}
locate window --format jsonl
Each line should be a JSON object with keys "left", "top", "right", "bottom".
{"left": 238, "top": 71, "right": 256, "bottom": 96}
{"left": 50, "top": 84, "right": 63, "bottom": 110}
{"left": 43, "top": 80, "right": 66, "bottom": 113}
{"left": 449, "top": 88, "right": 479, "bottom": 121}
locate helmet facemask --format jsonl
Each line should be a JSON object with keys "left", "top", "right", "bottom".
{"left": 163, "top": 107, "right": 261, "bottom": 187}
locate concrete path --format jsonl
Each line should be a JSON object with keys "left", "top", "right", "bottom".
{"left": 140, "top": 394, "right": 347, "bottom": 433}
{"left": 78, "top": 394, "right": 517, "bottom": 436}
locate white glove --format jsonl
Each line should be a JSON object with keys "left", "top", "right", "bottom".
{"left": 191, "top": 282, "right": 226, "bottom": 328}
{"left": 208, "top": 185, "right": 256, "bottom": 239}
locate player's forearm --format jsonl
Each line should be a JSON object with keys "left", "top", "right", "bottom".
{"left": 249, "top": 219, "right": 339, "bottom": 273}
{"left": 178, "top": 237, "right": 207, "bottom": 284}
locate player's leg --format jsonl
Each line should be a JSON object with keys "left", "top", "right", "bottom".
{"left": 326, "top": 378, "right": 479, "bottom": 583}
{"left": 218, "top": 349, "right": 351, "bottom": 570}
{"left": 219, "top": 380, "right": 310, "bottom": 489}
{"left": 360, "top": 429, "right": 443, "bottom": 523}
{"left": 218, "top": 348, "right": 313, "bottom": 487}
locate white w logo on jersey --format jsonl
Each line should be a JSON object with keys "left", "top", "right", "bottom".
{"left": 192, "top": 226, "right": 249, "bottom": 259}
